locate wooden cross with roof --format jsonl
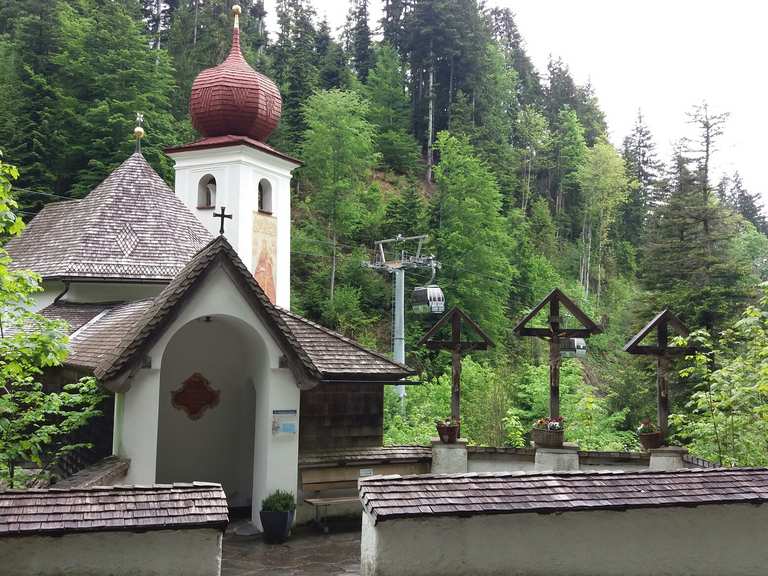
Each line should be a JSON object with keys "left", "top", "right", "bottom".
{"left": 418, "top": 307, "right": 495, "bottom": 432}
{"left": 513, "top": 288, "right": 602, "bottom": 419}
{"left": 624, "top": 309, "right": 696, "bottom": 438}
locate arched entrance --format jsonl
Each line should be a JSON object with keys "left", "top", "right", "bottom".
{"left": 156, "top": 314, "right": 268, "bottom": 509}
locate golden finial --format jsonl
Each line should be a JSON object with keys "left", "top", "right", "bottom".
{"left": 134, "top": 112, "right": 145, "bottom": 152}
{"left": 232, "top": 4, "right": 241, "bottom": 29}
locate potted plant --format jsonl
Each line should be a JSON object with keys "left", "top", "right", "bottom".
{"left": 637, "top": 419, "right": 664, "bottom": 450}
{"left": 435, "top": 417, "right": 460, "bottom": 444}
{"left": 531, "top": 416, "right": 565, "bottom": 448}
{"left": 260, "top": 490, "right": 296, "bottom": 544}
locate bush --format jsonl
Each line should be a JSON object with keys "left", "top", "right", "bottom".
{"left": 261, "top": 490, "right": 296, "bottom": 512}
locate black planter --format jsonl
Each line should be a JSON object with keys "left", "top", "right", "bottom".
{"left": 260, "top": 510, "right": 294, "bottom": 544}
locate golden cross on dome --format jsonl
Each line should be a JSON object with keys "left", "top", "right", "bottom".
{"left": 134, "top": 112, "right": 145, "bottom": 153}
{"left": 232, "top": 4, "right": 241, "bottom": 29}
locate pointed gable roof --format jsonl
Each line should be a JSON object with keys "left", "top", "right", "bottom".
{"left": 6, "top": 153, "right": 212, "bottom": 282}
{"left": 72, "top": 236, "right": 414, "bottom": 389}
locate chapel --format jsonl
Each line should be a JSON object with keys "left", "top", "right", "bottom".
{"left": 5, "top": 6, "right": 412, "bottom": 526}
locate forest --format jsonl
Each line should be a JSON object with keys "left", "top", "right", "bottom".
{"left": 1, "top": 0, "right": 767, "bottom": 466}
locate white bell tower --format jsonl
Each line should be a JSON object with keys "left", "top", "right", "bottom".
{"left": 165, "top": 4, "right": 299, "bottom": 309}
{"left": 166, "top": 143, "right": 299, "bottom": 309}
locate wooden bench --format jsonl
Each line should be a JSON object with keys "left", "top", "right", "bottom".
{"left": 301, "top": 474, "right": 361, "bottom": 533}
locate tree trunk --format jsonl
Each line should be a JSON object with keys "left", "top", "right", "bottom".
{"left": 193, "top": 0, "right": 199, "bottom": 45}
{"left": 330, "top": 230, "right": 337, "bottom": 301}
{"left": 425, "top": 47, "right": 435, "bottom": 183}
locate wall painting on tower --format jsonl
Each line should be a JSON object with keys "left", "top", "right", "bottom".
{"left": 252, "top": 211, "right": 277, "bottom": 303}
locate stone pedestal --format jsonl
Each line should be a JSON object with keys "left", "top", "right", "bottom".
{"left": 535, "top": 443, "right": 580, "bottom": 472}
{"left": 649, "top": 446, "right": 688, "bottom": 471}
{"left": 431, "top": 438, "right": 468, "bottom": 474}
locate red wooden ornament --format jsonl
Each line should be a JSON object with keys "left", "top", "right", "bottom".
{"left": 172, "top": 373, "right": 220, "bottom": 420}
{"left": 190, "top": 27, "right": 282, "bottom": 142}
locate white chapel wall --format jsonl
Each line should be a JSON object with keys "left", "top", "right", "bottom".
{"left": 114, "top": 264, "right": 299, "bottom": 523}
{"left": 0, "top": 528, "right": 222, "bottom": 576}
{"left": 361, "top": 503, "right": 768, "bottom": 576}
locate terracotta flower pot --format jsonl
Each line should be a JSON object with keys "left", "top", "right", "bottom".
{"left": 436, "top": 422, "right": 460, "bottom": 444}
{"left": 531, "top": 427, "right": 564, "bottom": 448}
{"left": 638, "top": 431, "right": 664, "bottom": 450}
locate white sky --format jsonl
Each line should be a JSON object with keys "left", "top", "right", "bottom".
{"left": 264, "top": 0, "right": 767, "bottom": 199}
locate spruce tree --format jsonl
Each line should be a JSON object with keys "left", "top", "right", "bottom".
{"left": 346, "top": 0, "right": 373, "bottom": 82}
{"left": 620, "top": 110, "right": 662, "bottom": 244}
{"left": 641, "top": 149, "right": 754, "bottom": 331}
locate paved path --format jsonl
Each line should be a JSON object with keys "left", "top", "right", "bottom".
{"left": 222, "top": 527, "right": 361, "bottom": 576}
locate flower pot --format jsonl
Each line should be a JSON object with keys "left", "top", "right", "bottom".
{"left": 436, "top": 422, "right": 460, "bottom": 444}
{"left": 531, "top": 427, "right": 564, "bottom": 448}
{"left": 638, "top": 431, "right": 664, "bottom": 450}
{"left": 260, "top": 510, "right": 294, "bottom": 544}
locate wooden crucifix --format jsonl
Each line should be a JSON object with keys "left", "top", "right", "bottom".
{"left": 418, "top": 307, "right": 495, "bottom": 431}
{"left": 624, "top": 309, "right": 696, "bottom": 438}
{"left": 513, "top": 289, "right": 602, "bottom": 418}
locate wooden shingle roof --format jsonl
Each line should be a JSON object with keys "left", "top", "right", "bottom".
{"left": 6, "top": 153, "right": 212, "bottom": 282}
{"left": 360, "top": 468, "right": 768, "bottom": 524}
{"left": 0, "top": 483, "right": 228, "bottom": 536}
{"left": 40, "top": 237, "right": 413, "bottom": 385}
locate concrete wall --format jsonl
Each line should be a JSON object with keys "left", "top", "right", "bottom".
{"left": 168, "top": 144, "right": 296, "bottom": 309}
{"left": 0, "top": 528, "right": 222, "bottom": 576}
{"left": 361, "top": 503, "right": 768, "bottom": 576}
{"left": 116, "top": 266, "right": 300, "bottom": 527}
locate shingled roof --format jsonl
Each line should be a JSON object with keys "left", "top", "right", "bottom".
{"left": 6, "top": 153, "right": 212, "bottom": 281}
{"left": 0, "top": 483, "right": 228, "bottom": 536}
{"left": 359, "top": 468, "right": 768, "bottom": 524}
{"left": 39, "top": 236, "right": 413, "bottom": 386}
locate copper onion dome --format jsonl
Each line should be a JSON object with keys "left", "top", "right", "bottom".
{"left": 189, "top": 5, "right": 281, "bottom": 142}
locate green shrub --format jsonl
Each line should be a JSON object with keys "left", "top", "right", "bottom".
{"left": 261, "top": 490, "right": 296, "bottom": 512}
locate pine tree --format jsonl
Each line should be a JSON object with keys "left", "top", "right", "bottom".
{"left": 549, "top": 108, "right": 587, "bottom": 238}
{"left": 620, "top": 110, "right": 662, "bottom": 244}
{"left": 366, "top": 43, "right": 420, "bottom": 173}
{"left": 346, "top": 0, "right": 373, "bottom": 82}
{"left": 641, "top": 149, "right": 753, "bottom": 331}
{"left": 718, "top": 172, "right": 768, "bottom": 234}
{"left": 55, "top": 0, "right": 178, "bottom": 196}
{"left": 484, "top": 7, "right": 542, "bottom": 107}
{"left": 2, "top": 0, "right": 67, "bottom": 210}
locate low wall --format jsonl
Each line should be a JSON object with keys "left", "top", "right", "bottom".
{"left": 361, "top": 503, "right": 768, "bottom": 576}
{"left": 0, "top": 528, "right": 222, "bottom": 576}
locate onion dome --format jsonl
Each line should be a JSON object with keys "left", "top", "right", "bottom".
{"left": 189, "top": 5, "right": 281, "bottom": 142}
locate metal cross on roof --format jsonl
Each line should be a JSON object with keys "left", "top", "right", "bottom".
{"left": 213, "top": 206, "right": 233, "bottom": 235}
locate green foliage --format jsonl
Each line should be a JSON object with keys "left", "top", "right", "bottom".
{"left": 672, "top": 293, "right": 768, "bottom": 466}
{"left": 0, "top": 154, "right": 105, "bottom": 488}
{"left": 433, "top": 131, "right": 513, "bottom": 341}
{"left": 261, "top": 489, "right": 296, "bottom": 512}
{"left": 384, "top": 358, "right": 633, "bottom": 451}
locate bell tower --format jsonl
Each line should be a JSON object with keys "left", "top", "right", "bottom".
{"left": 165, "top": 4, "right": 299, "bottom": 309}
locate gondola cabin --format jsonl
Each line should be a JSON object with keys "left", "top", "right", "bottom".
{"left": 559, "top": 337, "right": 587, "bottom": 358}
{"left": 412, "top": 285, "right": 445, "bottom": 314}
